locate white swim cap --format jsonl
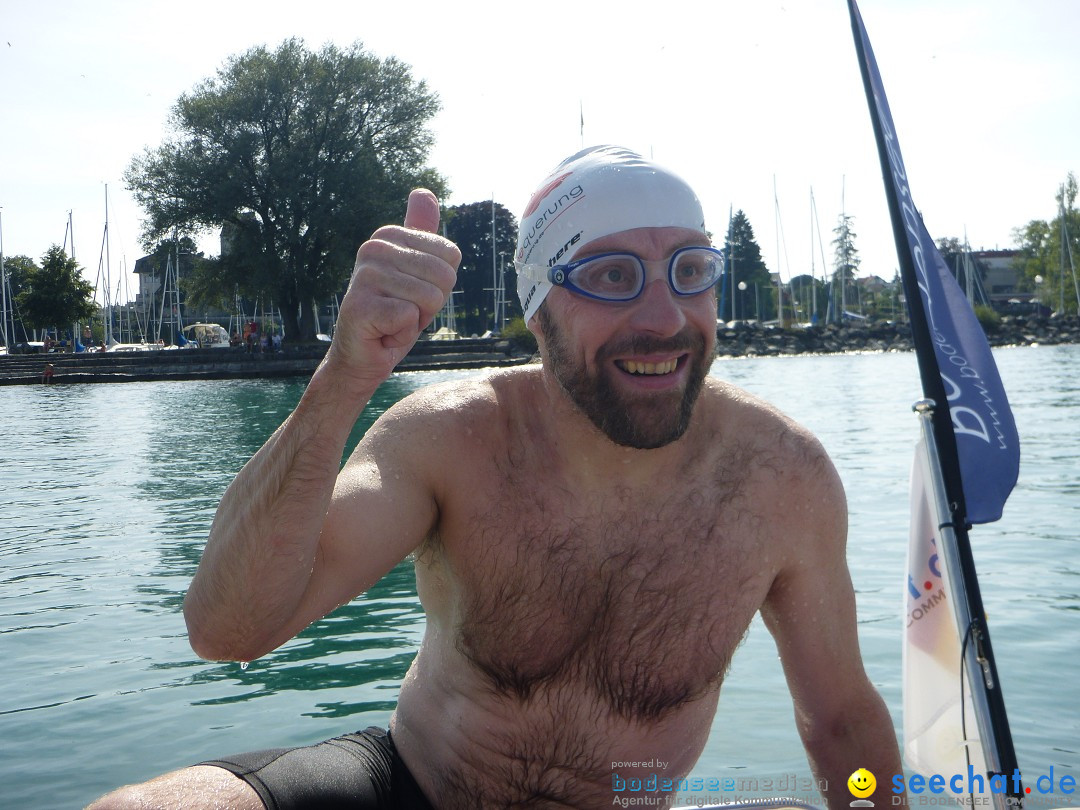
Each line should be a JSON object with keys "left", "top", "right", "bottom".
{"left": 514, "top": 145, "right": 706, "bottom": 322}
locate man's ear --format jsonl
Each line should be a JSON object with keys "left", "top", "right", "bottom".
{"left": 528, "top": 308, "right": 547, "bottom": 354}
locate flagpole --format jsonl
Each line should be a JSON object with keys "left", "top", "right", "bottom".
{"left": 846, "top": 0, "right": 1022, "bottom": 799}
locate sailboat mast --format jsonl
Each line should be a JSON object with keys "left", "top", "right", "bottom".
{"left": 809, "top": 188, "right": 816, "bottom": 322}
{"left": 104, "top": 185, "right": 113, "bottom": 346}
{"left": 728, "top": 206, "right": 736, "bottom": 323}
{"left": 773, "top": 176, "right": 784, "bottom": 325}
{"left": 840, "top": 177, "right": 847, "bottom": 319}
{"left": 0, "top": 209, "right": 8, "bottom": 350}
{"left": 491, "top": 197, "right": 497, "bottom": 334}
{"left": 174, "top": 233, "right": 183, "bottom": 339}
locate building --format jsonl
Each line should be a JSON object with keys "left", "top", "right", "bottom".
{"left": 971, "top": 249, "right": 1029, "bottom": 306}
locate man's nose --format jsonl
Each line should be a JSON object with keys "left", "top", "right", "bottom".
{"left": 626, "top": 277, "right": 688, "bottom": 336}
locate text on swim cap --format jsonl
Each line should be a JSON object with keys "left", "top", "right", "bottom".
{"left": 548, "top": 232, "right": 582, "bottom": 267}
{"left": 518, "top": 184, "right": 584, "bottom": 263}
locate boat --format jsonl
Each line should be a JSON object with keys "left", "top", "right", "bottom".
{"left": 428, "top": 326, "right": 460, "bottom": 341}
{"left": 182, "top": 323, "right": 231, "bottom": 348}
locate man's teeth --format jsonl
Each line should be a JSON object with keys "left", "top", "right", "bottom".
{"left": 620, "top": 359, "right": 678, "bottom": 375}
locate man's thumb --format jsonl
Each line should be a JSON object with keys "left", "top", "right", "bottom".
{"left": 403, "top": 188, "right": 441, "bottom": 233}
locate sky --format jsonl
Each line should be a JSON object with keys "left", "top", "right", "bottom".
{"left": 1, "top": 0, "right": 1078, "bottom": 305}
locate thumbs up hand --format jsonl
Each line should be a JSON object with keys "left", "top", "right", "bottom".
{"left": 330, "top": 189, "right": 461, "bottom": 390}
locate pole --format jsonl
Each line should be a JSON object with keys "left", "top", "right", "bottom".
{"left": 728, "top": 206, "right": 736, "bottom": 323}
{"left": 0, "top": 209, "right": 8, "bottom": 351}
{"left": 491, "top": 198, "right": 498, "bottom": 334}
{"left": 847, "top": 1, "right": 1022, "bottom": 797}
{"left": 1061, "top": 187, "right": 1067, "bottom": 315}
{"left": 104, "top": 185, "right": 113, "bottom": 346}
{"left": 774, "top": 176, "right": 784, "bottom": 326}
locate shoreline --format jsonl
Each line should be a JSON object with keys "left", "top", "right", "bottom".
{"left": 0, "top": 337, "right": 531, "bottom": 385}
{"left": 713, "top": 313, "right": 1080, "bottom": 358}
{"left": 3, "top": 314, "right": 1077, "bottom": 384}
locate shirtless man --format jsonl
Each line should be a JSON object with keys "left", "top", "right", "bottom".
{"left": 92, "top": 146, "right": 902, "bottom": 809}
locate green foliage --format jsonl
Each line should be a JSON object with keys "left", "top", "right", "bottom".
{"left": 2, "top": 254, "right": 38, "bottom": 300}
{"left": 829, "top": 213, "right": 862, "bottom": 322}
{"left": 788, "top": 273, "right": 829, "bottom": 322}
{"left": 444, "top": 201, "right": 519, "bottom": 335}
{"left": 125, "top": 38, "right": 445, "bottom": 341}
{"left": 500, "top": 316, "right": 537, "bottom": 354}
{"left": 16, "top": 246, "right": 96, "bottom": 330}
{"left": 974, "top": 304, "right": 1000, "bottom": 329}
{"left": 721, "top": 210, "right": 774, "bottom": 321}
{"left": 1012, "top": 172, "right": 1079, "bottom": 315}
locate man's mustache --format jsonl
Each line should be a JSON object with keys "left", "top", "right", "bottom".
{"left": 596, "top": 328, "right": 705, "bottom": 362}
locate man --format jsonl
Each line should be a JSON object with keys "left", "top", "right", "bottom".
{"left": 92, "top": 146, "right": 901, "bottom": 809}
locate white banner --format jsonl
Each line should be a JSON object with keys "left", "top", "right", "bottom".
{"left": 903, "top": 435, "right": 988, "bottom": 776}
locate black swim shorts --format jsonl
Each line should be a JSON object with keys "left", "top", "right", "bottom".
{"left": 201, "top": 726, "right": 434, "bottom": 809}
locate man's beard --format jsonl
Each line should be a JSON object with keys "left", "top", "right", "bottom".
{"left": 537, "top": 307, "right": 713, "bottom": 450}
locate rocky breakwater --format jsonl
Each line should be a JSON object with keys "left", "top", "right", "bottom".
{"left": 714, "top": 314, "right": 1080, "bottom": 358}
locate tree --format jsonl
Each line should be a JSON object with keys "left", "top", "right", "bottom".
{"left": 1, "top": 254, "right": 37, "bottom": 344}
{"left": 1012, "top": 173, "right": 1080, "bottom": 315}
{"left": 721, "top": 210, "right": 773, "bottom": 321}
{"left": 831, "top": 213, "right": 861, "bottom": 321}
{"left": 16, "top": 246, "right": 96, "bottom": 333}
{"left": 444, "top": 201, "right": 519, "bottom": 336}
{"left": 125, "top": 38, "right": 446, "bottom": 342}
{"left": 788, "top": 273, "right": 828, "bottom": 323}
{"left": 2, "top": 254, "right": 36, "bottom": 300}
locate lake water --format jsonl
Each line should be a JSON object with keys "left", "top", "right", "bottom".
{"left": 2, "top": 346, "right": 1077, "bottom": 809}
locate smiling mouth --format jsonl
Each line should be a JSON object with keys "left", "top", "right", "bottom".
{"left": 615, "top": 358, "right": 680, "bottom": 375}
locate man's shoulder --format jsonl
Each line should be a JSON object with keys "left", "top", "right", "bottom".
{"left": 382, "top": 365, "right": 541, "bottom": 428}
{"left": 698, "top": 377, "right": 834, "bottom": 469}
{"left": 699, "top": 377, "right": 802, "bottom": 433}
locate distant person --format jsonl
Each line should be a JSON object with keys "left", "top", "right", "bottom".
{"left": 272, "top": 333, "right": 282, "bottom": 353}
{"left": 92, "top": 146, "right": 901, "bottom": 809}
{"left": 42, "top": 363, "right": 55, "bottom": 384}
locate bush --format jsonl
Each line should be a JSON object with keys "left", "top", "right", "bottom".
{"left": 501, "top": 316, "right": 537, "bottom": 354}
{"left": 974, "top": 304, "right": 1001, "bottom": 331}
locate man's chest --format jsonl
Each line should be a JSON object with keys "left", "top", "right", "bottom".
{"left": 432, "top": 479, "right": 777, "bottom": 717}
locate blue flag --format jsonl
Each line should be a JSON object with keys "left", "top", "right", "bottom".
{"left": 850, "top": 0, "right": 1019, "bottom": 524}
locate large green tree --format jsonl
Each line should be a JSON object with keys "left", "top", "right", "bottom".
{"left": 16, "top": 246, "right": 96, "bottom": 333}
{"left": 126, "top": 38, "right": 446, "bottom": 341}
{"left": 1012, "top": 173, "right": 1080, "bottom": 315}
{"left": 443, "top": 201, "right": 519, "bottom": 336}
{"left": 721, "top": 210, "right": 773, "bottom": 321}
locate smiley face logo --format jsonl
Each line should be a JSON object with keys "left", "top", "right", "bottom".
{"left": 848, "top": 768, "right": 876, "bottom": 799}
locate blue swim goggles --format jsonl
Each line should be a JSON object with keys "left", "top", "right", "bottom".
{"left": 515, "top": 246, "right": 724, "bottom": 303}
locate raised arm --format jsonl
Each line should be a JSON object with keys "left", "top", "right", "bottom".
{"left": 183, "top": 190, "right": 460, "bottom": 663}
{"left": 759, "top": 441, "right": 903, "bottom": 809}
